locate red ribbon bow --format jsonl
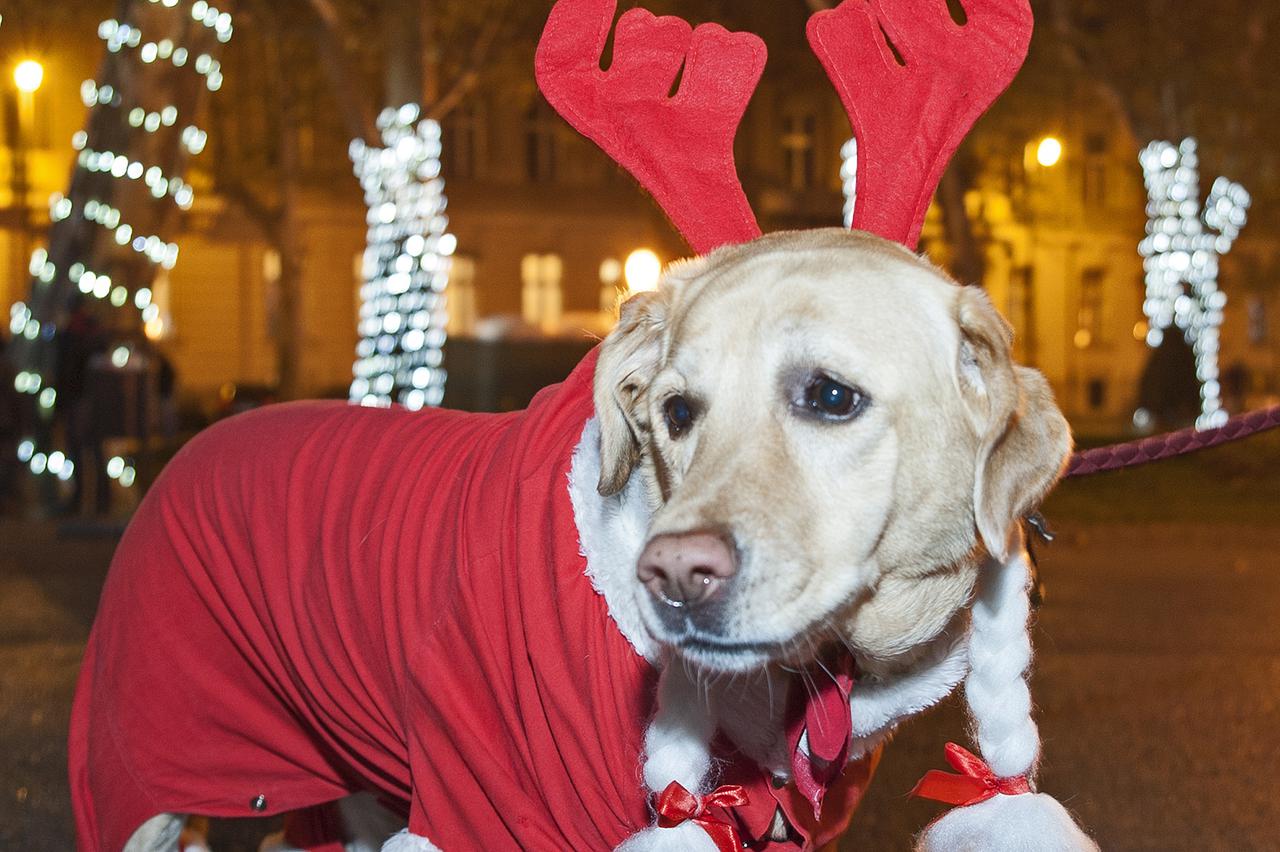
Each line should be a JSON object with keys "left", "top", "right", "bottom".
{"left": 910, "top": 743, "right": 1032, "bottom": 807}
{"left": 655, "top": 781, "right": 749, "bottom": 852}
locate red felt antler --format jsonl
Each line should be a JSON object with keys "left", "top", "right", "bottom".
{"left": 536, "top": 0, "right": 766, "bottom": 254}
{"left": 808, "top": 0, "right": 1033, "bottom": 247}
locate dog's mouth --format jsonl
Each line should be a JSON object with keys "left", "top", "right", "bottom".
{"left": 671, "top": 633, "right": 779, "bottom": 672}
{"left": 637, "top": 584, "right": 855, "bottom": 672}
{"left": 645, "top": 609, "right": 808, "bottom": 672}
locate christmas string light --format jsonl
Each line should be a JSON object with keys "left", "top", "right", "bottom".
{"left": 1138, "top": 138, "right": 1250, "bottom": 430}
{"left": 98, "top": 6, "right": 231, "bottom": 88}
{"left": 840, "top": 137, "right": 858, "bottom": 229}
{"left": 10, "top": 1, "right": 233, "bottom": 489}
{"left": 74, "top": 148, "right": 197, "bottom": 208}
{"left": 348, "top": 104, "right": 455, "bottom": 411}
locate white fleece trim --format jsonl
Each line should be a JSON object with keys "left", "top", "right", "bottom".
{"left": 568, "top": 417, "right": 660, "bottom": 661}
{"left": 380, "top": 829, "right": 443, "bottom": 852}
{"left": 916, "top": 791, "right": 1099, "bottom": 852}
{"left": 615, "top": 821, "right": 722, "bottom": 852}
{"left": 847, "top": 630, "right": 969, "bottom": 758}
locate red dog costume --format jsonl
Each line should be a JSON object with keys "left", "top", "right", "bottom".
{"left": 69, "top": 355, "right": 875, "bottom": 850}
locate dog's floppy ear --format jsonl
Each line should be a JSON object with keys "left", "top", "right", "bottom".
{"left": 594, "top": 288, "right": 671, "bottom": 496}
{"left": 954, "top": 287, "right": 1072, "bottom": 560}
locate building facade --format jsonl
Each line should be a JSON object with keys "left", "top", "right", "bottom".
{"left": 4, "top": 3, "right": 1278, "bottom": 430}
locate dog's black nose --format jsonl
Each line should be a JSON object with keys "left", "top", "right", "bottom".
{"left": 637, "top": 531, "right": 737, "bottom": 607}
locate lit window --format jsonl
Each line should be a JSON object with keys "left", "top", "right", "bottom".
{"left": 1247, "top": 295, "right": 1268, "bottom": 346}
{"left": 1076, "top": 267, "right": 1105, "bottom": 348}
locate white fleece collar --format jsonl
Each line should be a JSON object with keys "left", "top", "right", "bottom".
{"left": 568, "top": 417, "right": 661, "bottom": 662}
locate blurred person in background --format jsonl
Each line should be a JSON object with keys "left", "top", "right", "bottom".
{"left": 0, "top": 328, "right": 21, "bottom": 514}
{"left": 57, "top": 300, "right": 109, "bottom": 515}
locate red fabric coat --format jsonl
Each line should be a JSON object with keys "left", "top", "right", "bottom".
{"left": 69, "top": 354, "right": 872, "bottom": 851}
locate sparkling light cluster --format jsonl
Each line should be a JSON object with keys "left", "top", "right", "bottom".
{"left": 1139, "top": 138, "right": 1250, "bottom": 430}
{"left": 10, "top": 0, "right": 232, "bottom": 487}
{"left": 840, "top": 137, "right": 858, "bottom": 229}
{"left": 348, "top": 104, "right": 455, "bottom": 411}
{"left": 98, "top": 1, "right": 231, "bottom": 90}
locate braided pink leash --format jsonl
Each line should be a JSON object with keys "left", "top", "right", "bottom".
{"left": 1066, "top": 404, "right": 1280, "bottom": 478}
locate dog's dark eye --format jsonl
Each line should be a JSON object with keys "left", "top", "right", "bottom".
{"left": 803, "top": 376, "right": 867, "bottom": 420}
{"left": 664, "top": 395, "right": 695, "bottom": 437}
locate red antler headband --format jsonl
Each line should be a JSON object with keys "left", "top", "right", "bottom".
{"left": 536, "top": 0, "right": 1032, "bottom": 252}
{"left": 535, "top": 0, "right": 766, "bottom": 254}
{"left": 808, "top": 0, "right": 1033, "bottom": 247}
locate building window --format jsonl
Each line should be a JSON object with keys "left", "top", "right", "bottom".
{"left": 1007, "top": 265, "right": 1035, "bottom": 361}
{"left": 443, "top": 104, "right": 482, "bottom": 180}
{"left": 1248, "top": 294, "right": 1268, "bottom": 346}
{"left": 1087, "top": 378, "right": 1107, "bottom": 411}
{"left": 781, "top": 113, "right": 818, "bottom": 191}
{"left": 525, "top": 101, "right": 559, "bottom": 183}
{"left": 1075, "top": 267, "right": 1105, "bottom": 348}
{"left": 1083, "top": 133, "right": 1108, "bottom": 207}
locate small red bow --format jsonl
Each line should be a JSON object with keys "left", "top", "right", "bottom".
{"left": 655, "top": 781, "right": 749, "bottom": 852}
{"left": 910, "top": 743, "right": 1032, "bottom": 807}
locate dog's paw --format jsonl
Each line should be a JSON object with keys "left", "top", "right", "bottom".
{"left": 380, "top": 829, "right": 444, "bottom": 852}
{"left": 258, "top": 832, "right": 302, "bottom": 852}
{"left": 615, "top": 822, "right": 721, "bottom": 852}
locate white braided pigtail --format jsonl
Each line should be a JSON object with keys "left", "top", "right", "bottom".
{"left": 966, "top": 531, "right": 1040, "bottom": 779}
{"left": 615, "top": 663, "right": 720, "bottom": 852}
{"left": 917, "top": 530, "right": 1098, "bottom": 851}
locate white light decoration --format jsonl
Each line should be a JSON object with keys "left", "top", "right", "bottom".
{"left": 75, "top": 148, "right": 195, "bottom": 208}
{"left": 1139, "top": 138, "right": 1250, "bottom": 430}
{"left": 840, "top": 137, "right": 858, "bottom": 229}
{"left": 9, "top": 4, "right": 232, "bottom": 488}
{"left": 99, "top": 9, "right": 230, "bottom": 81}
{"left": 348, "top": 104, "right": 453, "bottom": 412}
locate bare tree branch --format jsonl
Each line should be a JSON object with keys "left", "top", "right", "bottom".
{"left": 425, "top": 5, "right": 506, "bottom": 121}
{"left": 303, "top": 0, "right": 380, "bottom": 144}
{"left": 1046, "top": 0, "right": 1146, "bottom": 145}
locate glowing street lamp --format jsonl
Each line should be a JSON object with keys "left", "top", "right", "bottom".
{"left": 13, "top": 59, "right": 44, "bottom": 94}
{"left": 624, "top": 249, "right": 661, "bottom": 294}
{"left": 1035, "top": 136, "right": 1063, "bottom": 168}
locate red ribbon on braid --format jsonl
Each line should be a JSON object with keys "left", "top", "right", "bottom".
{"left": 654, "top": 781, "right": 749, "bottom": 852}
{"left": 910, "top": 743, "right": 1031, "bottom": 807}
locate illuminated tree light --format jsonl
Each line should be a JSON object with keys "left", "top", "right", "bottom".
{"left": 840, "top": 137, "right": 858, "bottom": 229}
{"left": 1138, "top": 138, "right": 1249, "bottom": 430}
{"left": 76, "top": 149, "right": 195, "bottom": 209}
{"left": 99, "top": 10, "right": 232, "bottom": 75}
{"left": 349, "top": 104, "right": 453, "bottom": 411}
{"left": 7, "top": 4, "right": 231, "bottom": 490}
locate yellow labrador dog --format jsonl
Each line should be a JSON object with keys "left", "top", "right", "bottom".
{"left": 115, "top": 228, "right": 1086, "bottom": 852}
{"left": 577, "top": 227, "right": 1083, "bottom": 850}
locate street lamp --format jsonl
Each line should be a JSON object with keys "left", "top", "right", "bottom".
{"left": 10, "top": 59, "right": 44, "bottom": 307}
{"left": 624, "top": 249, "right": 661, "bottom": 294}
{"left": 13, "top": 59, "right": 44, "bottom": 94}
{"left": 1035, "top": 136, "right": 1063, "bottom": 168}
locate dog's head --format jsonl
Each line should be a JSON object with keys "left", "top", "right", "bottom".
{"left": 594, "top": 229, "right": 1071, "bottom": 673}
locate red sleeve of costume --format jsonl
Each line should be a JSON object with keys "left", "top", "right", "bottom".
{"left": 72, "top": 349, "right": 658, "bottom": 851}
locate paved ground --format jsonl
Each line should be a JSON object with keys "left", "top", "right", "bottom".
{"left": 2, "top": 517, "right": 1278, "bottom": 851}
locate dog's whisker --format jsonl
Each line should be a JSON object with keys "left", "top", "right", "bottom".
{"left": 813, "top": 655, "right": 837, "bottom": 686}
